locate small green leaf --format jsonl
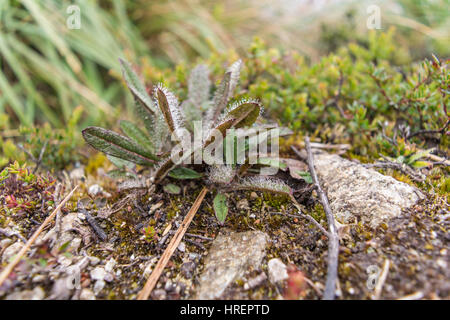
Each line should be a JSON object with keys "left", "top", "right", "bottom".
{"left": 295, "top": 171, "right": 313, "bottom": 184}
{"left": 213, "top": 193, "right": 228, "bottom": 224}
{"left": 163, "top": 183, "right": 181, "bottom": 194}
{"left": 107, "top": 169, "right": 136, "bottom": 179}
{"left": 120, "top": 120, "right": 153, "bottom": 153}
{"left": 168, "top": 167, "right": 202, "bottom": 179}
{"left": 107, "top": 155, "right": 135, "bottom": 170}
{"left": 119, "top": 58, "right": 156, "bottom": 114}
{"left": 257, "top": 157, "right": 288, "bottom": 170}
{"left": 82, "top": 126, "right": 158, "bottom": 166}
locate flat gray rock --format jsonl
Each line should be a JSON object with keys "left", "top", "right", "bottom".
{"left": 314, "top": 153, "right": 424, "bottom": 228}
{"left": 195, "top": 230, "right": 268, "bottom": 299}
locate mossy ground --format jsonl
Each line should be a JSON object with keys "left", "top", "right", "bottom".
{"left": 1, "top": 150, "right": 448, "bottom": 300}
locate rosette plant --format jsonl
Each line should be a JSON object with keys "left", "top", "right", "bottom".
{"left": 82, "top": 59, "right": 306, "bottom": 223}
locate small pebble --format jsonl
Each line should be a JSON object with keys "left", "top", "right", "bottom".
{"left": 90, "top": 267, "right": 106, "bottom": 281}
{"left": 267, "top": 258, "right": 289, "bottom": 284}
{"left": 80, "top": 288, "right": 96, "bottom": 300}
{"left": 180, "top": 261, "right": 196, "bottom": 279}
{"left": 105, "top": 258, "right": 117, "bottom": 273}
{"left": 88, "top": 256, "right": 100, "bottom": 266}
{"left": 177, "top": 242, "right": 186, "bottom": 253}
{"left": 88, "top": 184, "right": 103, "bottom": 197}
{"left": 93, "top": 280, "right": 105, "bottom": 295}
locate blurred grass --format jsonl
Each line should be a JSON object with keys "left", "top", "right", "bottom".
{"left": 0, "top": 0, "right": 448, "bottom": 129}
{"left": 0, "top": 0, "right": 153, "bottom": 127}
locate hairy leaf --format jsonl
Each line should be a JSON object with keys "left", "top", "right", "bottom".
{"left": 187, "top": 64, "right": 211, "bottom": 107}
{"left": 182, "top": 64, "right": 211, "bottom": 128}
{"left": 207, "top": 71, "right": 231, "bottom": 126}
{"left": 226, "top": 99, "right": 262, "bottom": 128}
{"left": 235, "top": 176, "right": 292, "bottom": 195}
{"left": 207, "top": 165, "right": 236, "bottom": 184}
{"left": 120, "top": 120, "right": 153, "bottom": 153}
{"left": 155, "top": 85, "right": 184, "bottom": 135}
{"left": 227, "top": 59, "right": 242, "bottom": 98}
{"left": 119, "top": 58, "right": 156, "bottom": 114}
{"left": 82, "top": 126, "right": 158, "bottom": 166}
{"left": 213, "top": 193, "right": 228, "bottom": 224}
{"left": 107, "top": 155, "right": 135, "bottom": 170}
{"left": 168, "top": 167, "right": 202, "bottom": 179}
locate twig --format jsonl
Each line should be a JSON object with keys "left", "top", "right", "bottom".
{"left": 0, "top": 228, "right": 27, "bottom": 243}
{"left": 33, "top": 140, "right": 48, "bottom": 174}
{"left": 327, "top": 70, "right": 350, "bottom": 119}
{"left": 363, "top": 159, "right": 425, "bottom": 182}
{"left": 304, "top": 136, "right": 339, "bottom": 300}
{"left": 0, "top": 186, "right": 78, "bottom": 287}
{"left": 184, "top": 232, "right": 214, "bottom": 241}
{"left": 183, "top": 238, "right": 206, "bottom": 251}
{"left": 425, "top": 153, "right": 450, "bottom": 166}
{"left": 270, "top": 211, "right": 330, "bottom": 238}
{"left": 291, "top": 145, "right": 306, "bottom": 161}
{"left": 407, "top": 119, "right": 449, "bottom": 140}
{"left": 136, "top": 186, "right": 208, "bottom": 300}
{"left": 373, "top": 259, "right": 390, "bottom": 300}
{"left": 78, "top": 201, "right": 107, "bottom": 241}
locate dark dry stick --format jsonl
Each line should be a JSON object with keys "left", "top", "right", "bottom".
{"left": 304, "top": 137, "right": 339, "bottom": 300}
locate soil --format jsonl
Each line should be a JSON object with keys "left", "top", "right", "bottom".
{"left": 0, "top": 157, "right": 449, "bottom": 300}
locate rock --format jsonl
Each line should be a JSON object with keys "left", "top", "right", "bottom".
{"left": 32, "top": 274, "right": 46, "bottom": 283}
{"left": 80, "top": 288, "right": 96, "bottom": 300}
{"left": 48, "top": 278, "right": 72, "bottom": 300}
{"left": 88, "top": 256, "right": 100, "bottom": 266}
{"left": 93, "top": 280, "right": 105, "bottom": 295}
{"left": 244, "top": 272, "right": 268, "bottom": 290}
{"left": 88, "top": 184, "right": 103, "bottom": 197}
{"left": 90, "top": 267, "right": 106, "bottom": 281}
{"left": 104, "top": 273, "right": 114, "bottom": 283}
{"left": 69, "top": 167, "right": 85, "bottom": 181}
{"left": 0, "top": 238, "right": 12, "bottom": 251}
{"left": 6, "top": 286, "right": 45, "bottom": 300}
{"left": 105, "top": 258, "right": 117, "bottom": 273}
{"left": 46, "top": 212, "right": 89, "bottom": 255}
{"left": 195, "top": 230, "right": 268, "bottom": 299}
{"left": 1, "top": 242, "right": 23, "bottom": 263}
{"left": 88, "top": 184, "right": 111, "bottom": 198}
{"left": 314, "top": 152, "right": 425, "bottom": 228}
{"left": 237, "top": 199, "right": 250, "bottom": 210}
{"left": 151, "top": 289, "right": 167, "bottom": 300}
{"left": 177, "top": 242, "right": 186, "bottom": 253}
{"left": 267, "top": 258, "right": 288, "bottom": 284}
{"left": 164, "top": 279, "right": 176, "bottom": 292}
{"left": 180, "top": 261, "right": 196, "bottom": 279}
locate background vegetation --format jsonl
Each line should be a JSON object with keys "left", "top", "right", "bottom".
{"left": 0, "top": 0, "right": 448, "bottom": 175}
